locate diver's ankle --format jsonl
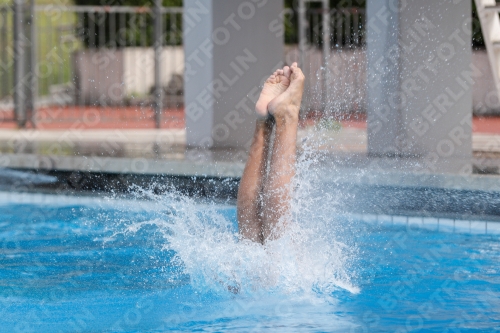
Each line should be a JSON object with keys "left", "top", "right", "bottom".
{"left": 274, "top": 107, "right": 299, "bottom": 127}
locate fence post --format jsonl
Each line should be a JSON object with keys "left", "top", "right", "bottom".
{"left": 322, "top": 0, "right": 330, "bottom": 110}
{"left": 298, "top": 0, "right": 309, "bottom": 114}
{"left": 153, "top": 0, "right": 163, "bottom": 129}
{"left": 298, "top": 0, "right": 306, "bottom": 68}
{"left": 1, "top": 7, "right": 8, "bottom": 100}
{"left": 27, "top": 0, "right": 36, "bottom": 127}
{"left": 13, "top": 0, "right": 27, "bottom": 128}
{"left": 30, "top": 0, "right": 36, "bottom": 127}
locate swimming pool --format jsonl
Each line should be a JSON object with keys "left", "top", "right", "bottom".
{"left": 1, "top": 191, "right": 499, "bottom": 332}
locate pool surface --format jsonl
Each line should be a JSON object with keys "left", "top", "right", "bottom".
{"left": 1, "top": 191, "right": 499, "bottom": 332}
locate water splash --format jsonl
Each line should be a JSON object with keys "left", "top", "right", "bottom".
{"left": 104, "top": 138, "right": 359, "bottom": 299}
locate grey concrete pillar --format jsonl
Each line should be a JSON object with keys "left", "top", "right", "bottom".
{"left": 367, "top": 0, "right": 473, "bottom": 173}
{"left": 183, "top": 0, "right": 284, "bottom": 150}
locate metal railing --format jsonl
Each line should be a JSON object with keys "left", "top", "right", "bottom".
{"left": 2, "top": 4, "right": 184, "bottom": 129}
{"left": 1, "top": 4, "right": 368, "bottom": 129}
{"left": 295, "top": 5, "right": 367, "bottom": 116}
{"left": 0, "top": 5, "right": 14, "bottom": 123}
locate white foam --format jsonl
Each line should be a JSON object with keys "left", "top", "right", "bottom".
{"left": 112, "top": 186, "right": 359, "bottom": 297}
{"left": 109, "top": 139, "right": 360, "bottom": 297}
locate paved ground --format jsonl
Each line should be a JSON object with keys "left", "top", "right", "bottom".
{"left": 0, "top": 107, "right": 184, "bottom": 130}
{"left": 1, "top": 106, "right": 500, "bottom": 133}
{"left": 1, "top": 111, "right": 499, "bottom": 155}
{"left": 329, "top": 116, "right": 500, "bottom": 134}
{"left": 2, "top": 123, "right": 499, "bottom": 155}
{"left": 1, "top": 107, "right": 499, "bottom": 176}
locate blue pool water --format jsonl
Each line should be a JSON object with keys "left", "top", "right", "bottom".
{"left": 1, "top": 191, "right": 500, "bottom": 332}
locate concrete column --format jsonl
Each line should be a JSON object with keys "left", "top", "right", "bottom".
{"left": 366, "top": 0, "right": 473, "bottom": 173}
{"left": 183, "top": 0, "right": 284, "bottom": 150}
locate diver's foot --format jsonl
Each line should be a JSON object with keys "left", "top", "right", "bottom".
{"left": 268, "top": 62, "right": 305, "bottom": 124}
{"left": 255, "top": 67, "right": 291, "bottom": 119}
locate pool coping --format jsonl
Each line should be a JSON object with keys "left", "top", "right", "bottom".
{"left": 0, "top": 153, "right": 245, "bottom": 178}
{"left": 2, "top": 152, "right": 500, "bottom": 190}
{"left": 1, "top": 153, "right": 500, "bottom": 223}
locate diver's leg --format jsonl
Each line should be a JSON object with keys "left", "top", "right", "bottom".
{"left": 237, "top": 119, "right": 273, "bottom": 243}
{"left": 237, "top": 69, "right": 290, "bottom": 243}
{"left": 262, "top": 63, "right": 305, "bottom": 241}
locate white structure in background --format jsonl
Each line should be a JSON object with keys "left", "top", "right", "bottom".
{"left": 124, "top": 48, "right": 184, "bottom": 96}
{"left": 366, "top": 0, "right": 473, "bottom": 173}
{"left": 475, "top": 0, "right": 500, "bottom": 98}
{"left": 73, "top": 48, "right": 184, "bottom": 105}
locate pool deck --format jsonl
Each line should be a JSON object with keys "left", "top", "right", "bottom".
{"left": 1, "top": 122, "right": 499, "bottom": 177}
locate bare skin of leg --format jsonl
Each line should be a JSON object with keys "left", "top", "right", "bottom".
{"left": 237, "top": 67, "right": 291, "bottom": 243}
{"left": 262, "top": 63, "right": 305, "bottom": 241}
{"left": 237, "top": 118, "right": 272, "bottom": 243}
